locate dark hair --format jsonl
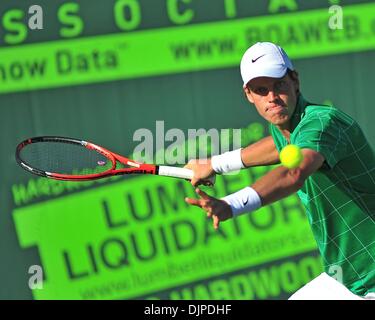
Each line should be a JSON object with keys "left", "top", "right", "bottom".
{"left": 287, "top": 69, "right": 300, "bottom": 94}
{"left": 287, "top": 68, "right": 298, "bottom": 80}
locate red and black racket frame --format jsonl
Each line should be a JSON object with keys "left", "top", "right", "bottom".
{"left": 15, "top": 136, "right": 159, "bottom": 181}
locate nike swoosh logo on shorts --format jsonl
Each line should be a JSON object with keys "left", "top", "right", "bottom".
{"left": 243, "top": 199, "right": 248, "bottom": 205}
{"left": 252, "top": 54, "right": 266, "bottom": 63}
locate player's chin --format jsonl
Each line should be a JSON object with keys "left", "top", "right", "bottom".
{"left": 269, "top": 115, "right": 289, "bottom": 125}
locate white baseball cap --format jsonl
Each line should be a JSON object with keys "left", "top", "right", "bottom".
{"left": 240, "top": 42, "right": 294, "bottom": 87}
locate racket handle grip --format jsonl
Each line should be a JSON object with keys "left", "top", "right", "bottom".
{"left": 158, "top": 166, "right": 193, "bottom": 180}
{"left": 157, "top": 166, "right": 215, "bottom": 186}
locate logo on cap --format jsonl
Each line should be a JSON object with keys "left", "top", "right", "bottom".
{"left": 251, "top": 54, "right": 266, "bottom": 63}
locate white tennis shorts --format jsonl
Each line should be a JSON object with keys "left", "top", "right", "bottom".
{"left": 288, "top": 272, "right": 375, "bottom": 300}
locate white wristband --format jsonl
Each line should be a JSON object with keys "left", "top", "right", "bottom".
{"left": 222, "top": 187, "right": 262, "bottom": 217}
{"left": 211, "top": 149, "right": 245, "bottom": 174}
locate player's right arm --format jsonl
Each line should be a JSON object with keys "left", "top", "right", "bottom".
{"left": 185, "top": 135, "right": 279, "bottom": 186}
{"left": 241, "top": 135, "right": 280, "bottom": 167}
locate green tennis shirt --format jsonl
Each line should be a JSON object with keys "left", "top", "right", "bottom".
{"left": 269, "top": 95, "right": 375, "bottom": 296}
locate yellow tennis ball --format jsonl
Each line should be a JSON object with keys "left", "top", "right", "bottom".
{"left": 280, "top": 144, "right": 303, "bottom": 169}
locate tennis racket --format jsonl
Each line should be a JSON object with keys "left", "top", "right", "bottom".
{"left": 15, "top": 136, "right": 214, "bottom": 184}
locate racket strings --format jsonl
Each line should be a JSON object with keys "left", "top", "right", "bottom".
{"left": 19, "top": 142, "right": 113, "bottom": 175}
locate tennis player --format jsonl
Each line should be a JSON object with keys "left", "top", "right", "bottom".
{"left": 184, "top": 42, "right": 375, "bottom": 300}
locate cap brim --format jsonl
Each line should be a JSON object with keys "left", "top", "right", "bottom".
{"left": 243, "top": 65, "right": 288, "bottom": 87}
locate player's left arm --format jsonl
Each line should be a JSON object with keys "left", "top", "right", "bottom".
{"left": 252, "top": 148, "right": 325, "bottom": 206}
{"left": 185, "top": 148, "right": 325, "bottom": 229}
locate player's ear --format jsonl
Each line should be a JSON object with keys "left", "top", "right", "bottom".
{"left": 243, "top": 85, "right": 254, "bottom": 103}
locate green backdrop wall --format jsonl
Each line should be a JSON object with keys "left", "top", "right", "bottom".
{"left": 1, "top": 0, "right": 374, "bottom": 299}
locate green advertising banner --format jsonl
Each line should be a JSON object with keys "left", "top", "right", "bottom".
{"left": 0, "top": 2, "right": 374, "bottom": 94}
{"left": 13, "top": 166, "right": 317, "bottom": 299}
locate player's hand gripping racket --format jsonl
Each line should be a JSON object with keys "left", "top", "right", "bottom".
{"left": 15, "top": 136, "right": 215, "bottom": 185}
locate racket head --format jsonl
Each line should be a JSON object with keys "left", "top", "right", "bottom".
{"left": 15, "top": 136, "right": 116, "bottom": 180}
